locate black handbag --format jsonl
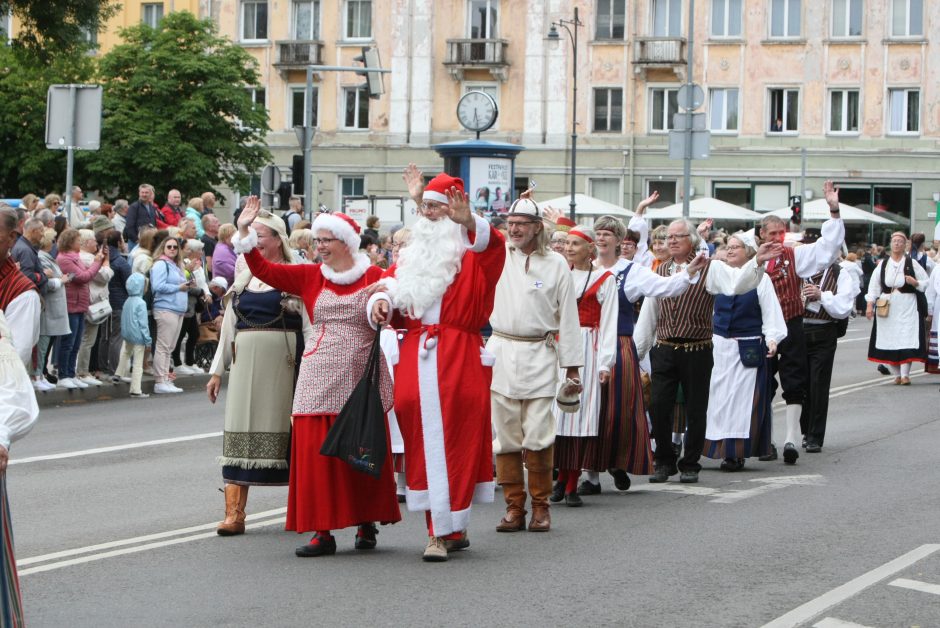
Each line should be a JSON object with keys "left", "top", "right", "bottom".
{"left": 319, "top": 329, "right": 387, "bottom": 477}
{"left": 737, "top": 338, "right": 764, "bottom": 368}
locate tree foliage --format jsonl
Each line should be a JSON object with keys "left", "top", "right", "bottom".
{"left": 79, "top": 11, "right": 271, "bottom": 201}
{"left": 0, "top": 45, "right": 95, "bottom": 196}
{"left": 0, "top": 0, "right": 118, "bottom": 56}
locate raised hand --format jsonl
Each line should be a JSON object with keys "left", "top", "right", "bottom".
{"left": 756, "top": 241, "right": 784, "bottom": 264}
{"left": 636, "top": 190, "right": 659, "bottom": 215}
{"left": 402, "top": 163, "right": 425, "bottom": 204}
{"left": 697, "top": 218, "right": 713, "bottom": 238}
{"left": 823, "top": 180, "right": 840, "bottom": 211}
{"left": 541, "top": 206, "right": 563, "bottom": 224}
{"left": 445, "top": 186, "right": 474, "bottom": 230}
{"left": 237, "top": 196, "right": 261, "bottom": 236}
{"left": 686, "top": 252, "right": 707, "bottom": 276}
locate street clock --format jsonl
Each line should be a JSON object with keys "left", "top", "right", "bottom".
{"left": 457, "top": 90, "right": 498, "bottom": 134}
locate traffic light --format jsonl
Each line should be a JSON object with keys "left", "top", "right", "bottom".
{"left": 790, "top": 195, "right": 802, "bottom": 225}
{"left": 354, "top": 47, "right": 384, "bottom": 99}
{"left": 292, "top": 154, "right": 305, "bottom": 195}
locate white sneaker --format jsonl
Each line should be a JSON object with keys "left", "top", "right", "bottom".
{"left": 185, "top": 363, "right": 205, "bottom": 374}
{"left": 168, "top": 383, "right": 184, "bottom": 393}
{"left": 78, "top": 375, "right": 103, "bottom": 386}
{"left": 154, "top": 382, "right": 183, "bottom": 394}
{"left": 72, "top": 377, "right": 89, "bottom": 388}
{"left": 57, "top": 378, "right": 78, "bottom": 389}
{"left": 33, "top": 379, "right": 53, "bottom": 392}
{"left": 111, "top": 375, "right": 132, "bottom": 384}
{"left": 174, "top": 364, "right": 194, "bottom": 375}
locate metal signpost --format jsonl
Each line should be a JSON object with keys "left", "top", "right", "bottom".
{"left": 46, "top": 84, "right": 103, "bottom": 224}
{"left": 260, "top": 164, "right": 282, "bottom": 209}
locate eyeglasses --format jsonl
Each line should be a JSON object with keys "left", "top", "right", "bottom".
{"left": 506, "top": 220, "right": 538, "bottom": 228}
{"left": 420, "top": 202, "right": 447, "bottom": 211}
{"left": 621, "top": 241, "right": 637, "bottom": 247}
{"left": 666, "top": 234, "right": 691, "bottom": 242}
{"left": 312, "top": 237, "right": 339, "bottom": 246}
{"left": 165, "top": 244, "right": 178, "bottom": 250}
{"left": 726, "top": 244, "right": 745, "bottom": 251}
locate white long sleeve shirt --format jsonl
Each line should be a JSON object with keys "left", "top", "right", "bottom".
{"left": 805, "top": 265, "right": 858, "bottom": 323}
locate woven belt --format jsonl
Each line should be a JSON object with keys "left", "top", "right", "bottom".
{"left": 491, "top": 330, "right": 557, "bottom": 348}
{"left": 655, "top": 338, "right": 712, "bottom": 351}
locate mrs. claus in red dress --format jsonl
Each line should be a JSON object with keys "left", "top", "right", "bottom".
{"left": 234, "top": 198, "right": 400, "bottom": 558}
{"left": 371, "top": 173, "right": 505, "bottom": 562}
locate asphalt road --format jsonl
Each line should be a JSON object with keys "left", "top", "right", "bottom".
{"left": 10, "top": 317, "right": 940, "bottom": 627}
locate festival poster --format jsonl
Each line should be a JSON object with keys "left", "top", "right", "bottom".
{"left": 469, "top": 157, "right": 512, "bottom": 216}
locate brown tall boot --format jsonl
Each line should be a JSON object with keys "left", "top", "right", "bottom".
{"left": 495, "top": 452, "right": 527, "bottom": 532}
{"left": 217, "top": 484, "right": 246, "bottom": 536}
{"left": 525, "top": 446, "right": 553, "bottom": 532}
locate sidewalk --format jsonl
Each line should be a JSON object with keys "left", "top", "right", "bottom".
{"left": 34, "top": 372, "right": 224, "bottom": 409}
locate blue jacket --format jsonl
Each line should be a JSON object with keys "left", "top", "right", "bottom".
{"left": 121, "top": 274, "right": 152, "bottom": 346}
{"left": 108, "top": 245, "right": 133, "bottom": 310}
{"left": 149, "top": 258, "right": 188, "bottom": 314}
{"left": 185, "top": 207, "right": 205, "bottom": 238}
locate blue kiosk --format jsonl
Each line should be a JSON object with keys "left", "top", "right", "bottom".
{"left": 432, "top": 139, "right": 525, "bottom": 216}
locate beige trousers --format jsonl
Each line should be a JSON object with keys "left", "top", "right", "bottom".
{"left": 76, "top": 320, "right": 101, "bottom": 377}
{"left": 491, "top": 393, "right": 556, "bottom": 454}
{"left": 116, "top": 342, "right": 146, "bottom": 394}
{"left": 153, "top": 310, "right": 183, "bottom": 384}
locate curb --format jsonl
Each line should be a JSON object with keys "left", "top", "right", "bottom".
{"left": 34, "top": 373, "right": 225, "bottom": 409}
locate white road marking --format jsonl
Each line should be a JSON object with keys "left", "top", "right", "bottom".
{"left": 812, "top": 618, "right": 874, "bottom": 628}
{"left": 888, "top": 577, "right": 940, "bottom": 596}
{"left": 760, "top": 544, "right": 940, "bottom": 628}
{"left": 9, "top": 431, "right": 223, "bottom": 465}
{"left": 639, "top": 475, "right": 825, "bottom": 504}
{"left": 18, "top": 509, "right": 287, "bottom": 575}
{"left": 836, "top": 337, "right": 870, "bottom": 344}
{"left": 773, "top": 371, "right": 926, "bottom": 410}
{"left": 640, "top": 484, "right": 723, "bottom": 497}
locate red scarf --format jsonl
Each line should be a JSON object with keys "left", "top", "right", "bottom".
{"left": 0, "top": 256, "right": 37, "bottom": 311}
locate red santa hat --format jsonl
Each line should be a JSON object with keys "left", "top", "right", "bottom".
{"left": 422, "top": 173, "right": 464, "bottom": 205}
{"left": 312, "top": 212, "right": 361, "bottom": 251}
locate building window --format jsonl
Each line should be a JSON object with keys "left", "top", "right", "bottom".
{"left": 709, "top": 88, "right": 739, "bottom": 132}
{"left": 238, "top": 88, "right": 266, "bottom": 129}
{"left": 768, "top": 88, "right": 799, "bottom": 133}
{"left": 81, "top": 24, "right": 99, "bottom": 47}
{"left": 593, "top": 88, "right": 623, "bottom": 132}
{"left": 770, "top": 0, "right": 801, "bottom": 38}
{"left": 890, "top": 0, "right": 922, "bottom": 37}
{"left": 828, "top": 89, "right": 859, "bottom": 134}
{"left": 469, "top": 0, "right": 498, "bottom": 39}
{"left": 595, "top": 0, "right": 626, "bottom": 39}
{"left": 343, "top": 87, "right": 370, "bottom": 129}
{"left": 589, "top": 178, "right": 620, "bottom": 205}
{"left": 241, "top": 1, "right": 268, "bottom": 41}
{"left": 649, "top": 87, "right": 678, "bottom": 132}
{"left": 141, "top": 3, "right": 164, "bottom": 28}
{"left": 713, "top": 182, "right": 790, "bottom": 212}
{"left": 290, "top": 86, "right": 319, "bottom": 128}
{"left": 647, "top": 180, "right": 677, "bottom": 205}
{"left": 711, "top": 0, "right": 742, "bottom": 37}
{"left": 888, "top": 88, "right": 919, "bottom": 134}
{"left": 831, "top": 0, "right": 862, "bottom": 37}
{"left": 293, "top": 0, "right": 320, "bottom": 39}
{"left": 341, "top": 176, "right": 366, "bottom": 198}
{"left": 652, "top": 0, "right": 681, "bottom": 37}
{"left": 345, "top": 0, "right": 372, "bottom": 39}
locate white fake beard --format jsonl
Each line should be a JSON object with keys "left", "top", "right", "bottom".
{"left": 394, "top": 217, "right": 463, "bottom": 319}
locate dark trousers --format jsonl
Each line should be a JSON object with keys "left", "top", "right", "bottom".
{"left": 649, "top": 342, "right": 713, "bottom": 473}
{"left": 800, "top": 323, "right": 839, "bottom": 445}
{"left": 173, "top": 314, "right": 199, "bottom": 366}
{"left": 57, "top": 313, "right": 85, "bottom": 379}
{"left": 769, "top": 317, "right": 807, "bottom": 405}
{"left": 97, "top": 310, "right": 123, "bottom": 374}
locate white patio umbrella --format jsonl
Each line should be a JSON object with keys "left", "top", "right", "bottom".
{"left": 646, "top": 197, "right": 763, "bottom": 221}
{"left": 767, "top": 199, "right": 895, "bottom": 225}
{"left": 537, "top": 194, "right": 634, "bottom": 220}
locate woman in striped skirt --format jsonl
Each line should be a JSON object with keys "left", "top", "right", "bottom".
{"left": 0, "top": 310, "right": 39, "bottom": 627}
{"left": 703, "top": 235, "right": 787, "bottom": 469}
{"left": 577, "top": 215, "right": 705, "bottom": 495}
{"left": 551, "top": 227, "right": 617, "bottom": 506}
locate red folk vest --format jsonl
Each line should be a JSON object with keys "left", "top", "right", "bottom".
{"left": 577, "top": 271, "right": 611, "bottom": 328}
{"left": 767, "top": 247, "right": 803, "bottom": 321}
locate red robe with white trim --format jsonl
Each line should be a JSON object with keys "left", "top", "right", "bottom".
{"left": 384, "top": 218, "right": 505, "bottom": 536}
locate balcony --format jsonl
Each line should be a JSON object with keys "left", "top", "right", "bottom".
{"left": 444, "top": 38, "right": 510, "bottom": 82}
{"left": 274, "top": 40, "right": 325, "bottom": 74}
{"left": 633, "top": 37, "right": 687, "bottom": 79}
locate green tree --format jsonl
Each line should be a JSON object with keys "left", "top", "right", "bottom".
{"left": 0, "top": 0, "right": 118, "bottom": 56}
{"left": 80, "top": 11, "right": 271, "bottom": 201}
{"left": 0, "top": 45, "right": 95, "bottom": 196}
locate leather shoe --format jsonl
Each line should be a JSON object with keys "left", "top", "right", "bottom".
{"left": 758, "top": 444, "right": 778, "bottom": 461}
{"left": 444, "top": 531, "right": 470, "bottom": 551}
{"left": 720, "top": 458, "right": 744, "bottom": 472}
{"left": 804, "top": 441, "right": 822, "bottom": 453}
{"left": 783, "top": 442, "right": 799, "bottom": 465}
{"left": 528, "top": 506, "right": 551, "bottom": 532}
{"left": 549, "top": 480, "right": 565, "bottom": 503}
{"left": 609, "top": 469, "right": 631, "bottom": 491}
{"left": 648, "top": 464, "right": 677, "bottom": 483}
{"left": 564, "top": 492, "right": 583, "bottom": 507}
{"left": 354, "top": 524, "right": 377, "bottom": 550}
{"left": 577, "top": 480, "right": 601, "bottom": 495}
{"left": 679, "top": 470, "right": 699, "bottom": 483}
{"left": 295, "top": 533, "right": 336, "bottom": 557}
{"left": 496, "top": 510, "right": 527, "bottom": 532}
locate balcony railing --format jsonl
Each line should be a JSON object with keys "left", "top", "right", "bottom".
{"left": 274, "top": 40, "right": 324, "bottom": 68}
{"left": 444, "top": 38, "right": 510, "bottom": 81}
{"left": 633, "top": 37, "right": 686, "bottom": 64}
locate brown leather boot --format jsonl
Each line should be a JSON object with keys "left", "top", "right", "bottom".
{"left": 525, "top": 446, "right": 553, "bottom": 532}
{"left": 495, "top": 452, "right": 527, "bottom": 532}
{"left": 217, "top": 484, "right": 246, "bottom": 536}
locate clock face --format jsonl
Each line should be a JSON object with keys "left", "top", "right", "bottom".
{"left": 457, "top": 91, "right": 498, "bottom": 133}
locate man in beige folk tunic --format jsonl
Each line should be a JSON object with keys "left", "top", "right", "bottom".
{"left": 486, "top": 198, "right": 583, "bottom": 533}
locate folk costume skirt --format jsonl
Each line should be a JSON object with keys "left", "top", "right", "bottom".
{"left": 286, "top": 414, "right": 401, "bottom": 533}
{"left": 581, "top": 336, "right": 653, "bottom": 475}
{"left": 0, "top": 476, "right": 24, "bottom": 627}
{"left": 868, "top": 292, "right": 927, "bottom": 366}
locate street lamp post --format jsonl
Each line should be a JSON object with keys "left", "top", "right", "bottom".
{"left": 548, "top": 7, "right": 583, "bottom": 224}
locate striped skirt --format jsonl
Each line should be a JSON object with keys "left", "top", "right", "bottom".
{"left": 581, "top": 336, "right": 653, "bottom": 475}
{"left": 702, "top": 349, "right": 773, "bottom": 460}
{"left": 0, "top": 475, "right": 24, "bottom": 627}
{"left": 927, "top": 331, "right": 939, "bottom": 374}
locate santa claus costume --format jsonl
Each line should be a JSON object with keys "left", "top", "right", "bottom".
{"left": 373, "top": 173, "right": 505, "bottom": 561}
{"left": 233, "top": 208, "right": 401, "bottom": 557}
